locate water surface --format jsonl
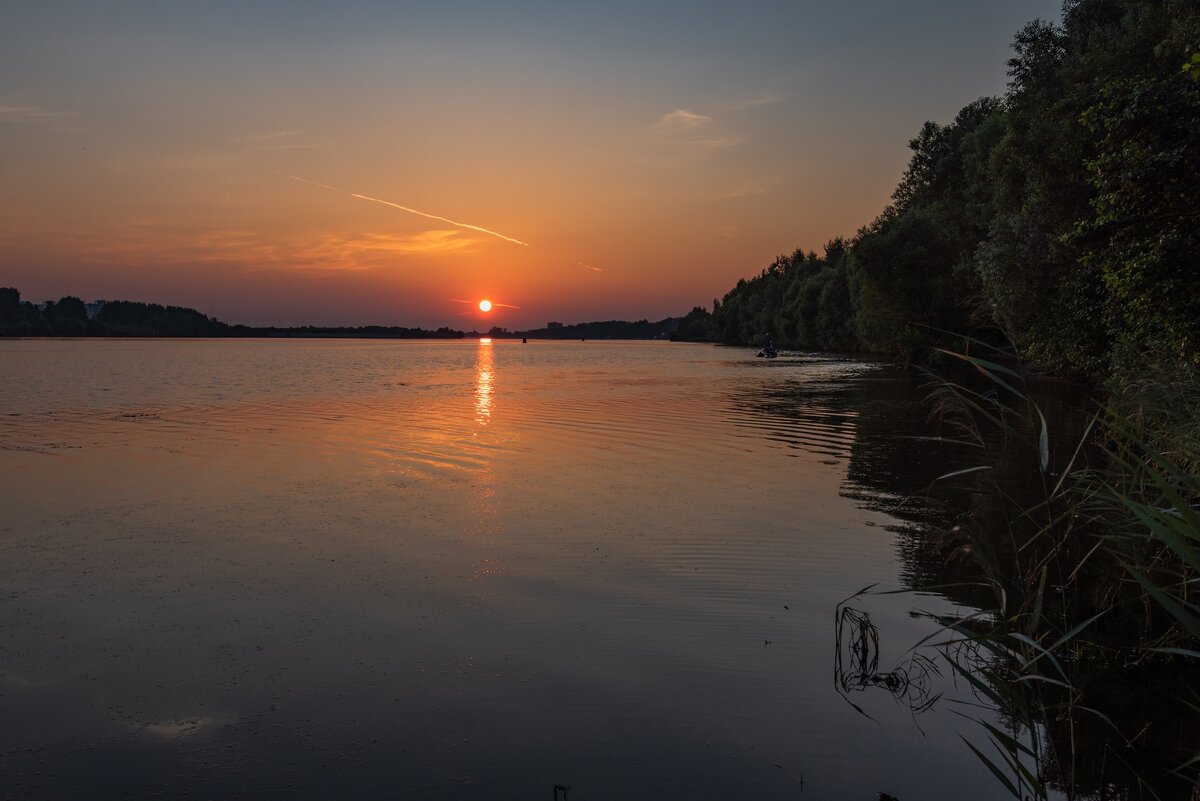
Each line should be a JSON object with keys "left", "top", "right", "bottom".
{"left": 2, "top": 338, "right": 1017, "bottom": 799}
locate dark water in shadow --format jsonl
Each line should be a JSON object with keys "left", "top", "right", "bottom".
{"left": 0, "top": 339, "right": 1097, "bottom": 799}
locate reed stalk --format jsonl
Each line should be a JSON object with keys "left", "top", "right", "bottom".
{"left": 915, "top": 345, "right": 1200, "bottom": 799}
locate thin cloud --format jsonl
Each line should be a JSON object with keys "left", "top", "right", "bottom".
{"left": 389, "top": 230, "right": 474, "bottom": 254}
{"left": 649, "top": 108, "right": 742, "bottom": 151}
{"left": 448, "top": 298, "right": 520, "bottom": 309}
{"left": 653, "top": 109, "right": 712, "bottom": 131}
{"left": 239, "top": 130, "right": 306, "bottom": 142}
{"left": 262, "top": 230, "right": 479, "bottom": 266}
{"left": 724, "top": 179, "right": 776, "bottom": 199}
{"left": 71, "top": 226, "right": 478, "bottom": 272}
{"left": 0, "top": 104, "right": 71, "bottom": 121}
{"left": 247, "top": 143, "right": 322, "bottom": 151}
{"left": 738, "top": 91, "right": 783, "bottom": 108}
{"left": 239, "top": 131, "right": 317, "bottom": 150}
{"left": 685, "top": 136, "right": 746, "bottom": 150}
{"left": 287, "top": 174, "right": 529, "bottom": 247}
{"left": 332, "top": 230, "right": 477, "bottom": 257}
{"left": 576, "top": 261, "right": 604, "bottom": 272}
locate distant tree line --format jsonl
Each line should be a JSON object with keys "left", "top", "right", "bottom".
{"left": 498, "top": 318, "right": 680, "bottom": 340}
{"left": 0, "top": 289, "right": 469, "bottom": 339}
{"left": 680, "top": 0, "right": 1199, "bottom": 380}
{"left": 1, "top": 288, "right": 680, "bottom": 341}
{"left": 245, "top": 325, "right": 465, "bottom": 339}
{"left": 0, "top": 289, "right": 231, "bottom": 337}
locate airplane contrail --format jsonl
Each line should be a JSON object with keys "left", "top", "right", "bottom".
{"left": 286, "top": 174, "right": 529, "bottom": 247}
{"left": 576, "top": 261, "right": 604, "bottom": 272}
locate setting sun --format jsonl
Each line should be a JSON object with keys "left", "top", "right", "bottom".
{"left": 478, "top": 299, "right": 493, "bottom": 313}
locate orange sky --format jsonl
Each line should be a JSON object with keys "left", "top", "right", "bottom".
{"left": 0, "top": 2, "right": 1063, "bottom": 329}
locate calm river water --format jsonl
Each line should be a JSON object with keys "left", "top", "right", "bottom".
{"left": 1, "top": 339, "right": 1062, "bottom": 799}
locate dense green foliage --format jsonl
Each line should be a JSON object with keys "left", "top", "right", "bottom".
{"left": 705, "top": 0, "right": 1199, "bottom": 379}
{"left": 710, "top": 239, "right": 858, "bottom": 352}
{"left": 669, "top": 307, "right": 713, "bottom": 342}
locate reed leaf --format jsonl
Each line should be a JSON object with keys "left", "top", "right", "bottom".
{"left": 958, "top": 736, "right": 1023, "bottom": 798}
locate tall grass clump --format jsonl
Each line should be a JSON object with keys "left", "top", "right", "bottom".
{"left": 918, "top": 342, "right": 1200, "bottom": 800}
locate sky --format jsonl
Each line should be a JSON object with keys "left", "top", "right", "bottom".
{"left": 1, "top": 0, "right": 1064, "bottom": 329}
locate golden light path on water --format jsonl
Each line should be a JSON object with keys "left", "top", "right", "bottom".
{"left": 471, "top": 338, "right": 500, "bottom": 583}
{"left": 475, "top": 338, "right": 494, "bottom": 425}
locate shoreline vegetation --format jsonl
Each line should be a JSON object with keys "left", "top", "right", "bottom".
{"left": 875, "top": 348, "right": 1200, "bottom": 801}
{"left": 0, "top": 290, "right": 682, "bottom": 342}
{"left": 675, "top": 0, "right": 1197, "bottom": 797}
{"left": 674, "top": 0, "right": 1198, "bottom": 388}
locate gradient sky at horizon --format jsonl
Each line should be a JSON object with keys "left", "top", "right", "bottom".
{"left": 1, "top": 1, "right": 1063, "bottom": 328}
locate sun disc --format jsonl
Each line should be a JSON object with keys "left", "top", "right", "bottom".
{"left": 478, "top": 299, "right": 493, "bottom": 313}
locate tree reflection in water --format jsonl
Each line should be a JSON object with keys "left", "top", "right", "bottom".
{"left": 799, "top": 361, "right": 1200, "bottom": 800}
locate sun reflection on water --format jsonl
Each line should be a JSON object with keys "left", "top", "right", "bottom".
{"left": 470, "top": 338, "right": 502, "bottom": 581}
{"left": 475, "top": 338, "right": 494, "bottom": 425}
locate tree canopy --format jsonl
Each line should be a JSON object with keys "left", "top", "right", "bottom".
{"left": 698, "top": 0, "right": 1199, "bottom": 380}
